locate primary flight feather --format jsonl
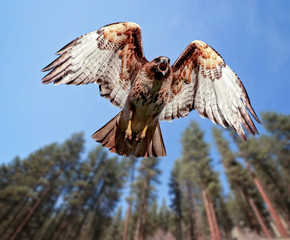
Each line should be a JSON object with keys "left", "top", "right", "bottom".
{"left": 42, "top": 22, "right": 260, "bottom": 157}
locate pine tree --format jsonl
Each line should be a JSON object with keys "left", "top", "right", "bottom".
{"left": 133, "top": 157, "right": 161, "bottom": 240}
{"left": 146, "top": 199, "right": 159, "bottom": 236}
{"left": 260, "top": 112, "right": 290, "bottom": 218}
{"left": 0, "top": 133, "right": 129, "bottom": 240}
{"left": 180, "top": 120, "right": 221, "bottom": 240}
{"left": 158, "top": 198, "right": 170, "bottom": 233}
{"left": 229, "top": 128, "right": 289, "bottom": 238}
{"left": 213, "top": 127, "right": 272, "bottom": 238}
{"left": 0, "top": 133, "right": 84, "bottom": 240}
{"left": 169, "top": 159, "right": 183, "bottom": 240}
{"left": 104, "top": 207, "right": 123, "bottom": 240}
{"left": 57, "top": 146, "right": 127, "bottom": 240}
{"left": 214, "top": 195, "right": 232, "bottom": 239}
{"left": 123, "top": 156, "right": 138, "bottom": 240}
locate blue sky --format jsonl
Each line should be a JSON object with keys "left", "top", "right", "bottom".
{"left": 1, "top": 0, "right": 290, "bottom": 207}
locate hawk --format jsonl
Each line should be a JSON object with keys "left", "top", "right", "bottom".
{"left": 42, "top": 22, "right": 260, "bottom": 157}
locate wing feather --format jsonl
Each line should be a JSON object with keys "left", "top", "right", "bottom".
{"left": 160, "top": 40, "right": 260, "bottom": 139}
{"left": 42, "top": 22, "right": 147, "bottom": 108}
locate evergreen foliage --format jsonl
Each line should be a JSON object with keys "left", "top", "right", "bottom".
{"left": 0, "top": 112, "right": 289, "bottom": 239}
{"left": 0, "top": 133, "right": 127, "bottom": 240}
{"left": 213, "top": 128, "right": 270, "bottom": 234}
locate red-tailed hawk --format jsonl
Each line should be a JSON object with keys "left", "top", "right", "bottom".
{"left": 42, "top": 22, "right": 260, "bottom": 157}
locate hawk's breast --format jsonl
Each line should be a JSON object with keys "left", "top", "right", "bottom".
{"left": 129, "top": 70, "right": 172, "bottom": 118}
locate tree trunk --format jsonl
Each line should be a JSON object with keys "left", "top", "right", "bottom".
{"left": 72, "top": 211, "right": 89, "bottom": 240}
{"left": 31, "top": 195, "right": 60, "bottom": 240}
{"left": 238, "top": 188, "right": 258, "bottom": 229}
{"left": 191, "top": 187, "right": 203, "bottom": 240}
{"left": 231, "top": 133, "right": 288, "bottom": 238}
{"left": 140, "top": 198, "right": 148, "bottom": 240}
{"left": 208, "top": 196, "right": 221, "bottom": 240}
{"left": 123, "top": 156, "right": 136, "bottom": 240}
{"left": 39, "top": 185, "right": 71, "bottom": 240}
{"left": 186, "top": 183, "right": 196, "bottom": 240}
{"left": 42, "top": 207, "right": 63, "bottom": 240}
{"left": 202, "top": 190, "right": 216, "bottom": 240}
{"left": 122, "top": 203, "right": 132, "bottom": 240}
{"left": 8, "top": 177, "right": 56, "bottom": 240}
{"left": 175, "top": 216, "right": 183, "bottom": 240}
{"left": 134, "top": 210, "right": 142, "bottom": 240}
{"left": 0, "top": 201, "right": 29, "bottom": 239}
{"left": 249, "top": 197, "right": 272, "bottom": 238}
{"left": 134, "top": 190, "right": 148, "bottom": 240}
{"left": 186, "top": 229, "right": 191, "bottom": 240}
{"left": 51, "top": 209, "right": 69, "bottom": 240}
{"left": 244, "top": 158, "right": 288, "bottom": 238}
{"left": 134, "top": 188, "right": 145, "bottom": 240}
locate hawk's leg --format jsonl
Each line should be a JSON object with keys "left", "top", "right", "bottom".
{"left": 135, "top": 125, "right": 148, "bottom": 142}
{"left": 125, "top": 110, "right": 133, "bottom": 141}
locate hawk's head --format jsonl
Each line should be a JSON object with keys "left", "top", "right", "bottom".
{"left": 151, "top": 56, "right": 171, "bottom": 78}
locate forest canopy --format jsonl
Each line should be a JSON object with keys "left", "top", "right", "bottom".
{"left": 0, "top": 112, "right": 289, "bottom": 240}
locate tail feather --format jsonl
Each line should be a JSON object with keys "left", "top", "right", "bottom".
{"left": 152, "top": 122, "right": 166, "bottom": 156}
{"left": 91, "top": 111, "right": 122, "bottom": 144}
{"left": 92, "top": 111, "right": 166, "bottom": 157}
{"left": 137, "top": 121, "right": 166, "bottom": 157}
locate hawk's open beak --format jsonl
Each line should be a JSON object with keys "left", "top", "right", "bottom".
{"left": 158, "top": 60, "right": 168, "bottom": 76}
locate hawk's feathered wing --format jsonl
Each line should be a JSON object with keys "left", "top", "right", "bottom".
{"left": 42, "top": 22, "right": 147, "bottom": 108}
{"left": 159, "top": 40, "right": 260, "bottom": 139}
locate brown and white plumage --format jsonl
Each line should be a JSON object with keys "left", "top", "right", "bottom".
{"left": 42, "top": 22, "right": 146, "bottom": 108}
{"left": 159, "top": 40, "right": 260, "bottom": 140}
{"left": 42, "top": 22, "right": 260, "bottom": 157}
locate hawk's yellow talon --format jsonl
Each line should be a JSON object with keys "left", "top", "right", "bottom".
{"left": 125, "top": 120, "right": 132, "bottom": 140}
{"left": 135, "top": 125, "right": 148, "bottom": 142}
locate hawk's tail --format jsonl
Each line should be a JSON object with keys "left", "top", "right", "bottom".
{"left": 91, "top": 111, "right": 166, "bottom": 157}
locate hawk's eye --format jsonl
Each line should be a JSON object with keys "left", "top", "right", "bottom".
{"left": 154, "top": 59, "right": 160, "bottom": 64}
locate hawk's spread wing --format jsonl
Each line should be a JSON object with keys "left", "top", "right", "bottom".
{"left": 42, "top": 22, "right": 147, "bottom": 108}
{"left": 159, "top": 40, "right": 260, "bottom": 139}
